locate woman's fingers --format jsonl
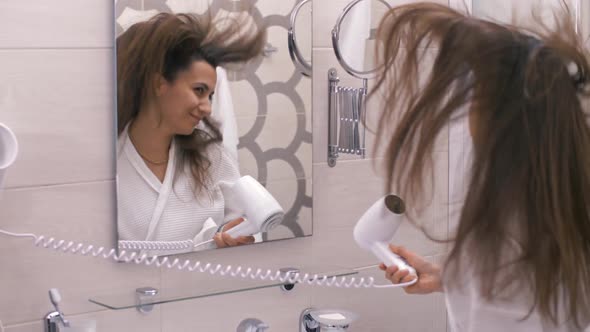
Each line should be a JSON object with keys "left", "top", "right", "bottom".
{"left": 236, "top": 236, "right": 255, "bottom": 245}
{"left": 392, "top": 269, "right": 410, "bottom": 283}
{"left": 213, "top": 233, "right": 227, "bottom": 248}
{"left": 215, "top": 232, "right": 254, "bottom": 248}
{"left": 400, "top": 273, "right": 416, "bottom": 284}
{"left": 389, "top": 245, "right": 414, "bottom": 262}
{"left": 221, "top": 232, "right": 239, "bottom": 247}
{"left": 385, "top": 265, "right": 399, "bottom": 281}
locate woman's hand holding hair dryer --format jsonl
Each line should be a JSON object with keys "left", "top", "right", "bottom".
{"left": 379, "top": 245, "right": 444, "bottom": 294}
{"left": 213, "top": 218, "right": 256, "bottom": 248}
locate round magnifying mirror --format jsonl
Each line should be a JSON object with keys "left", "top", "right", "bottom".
{"left": 288, "top": 0, "right": 312, "bottom": 77}
{"left": 332, "top": 0, "right": 392, "bottom": 78}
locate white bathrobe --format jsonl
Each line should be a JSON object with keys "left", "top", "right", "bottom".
{"left": 116, "top": 124, "right": 242, "bottom": 256}
{"left": 446, "top": 119, "right": 590, "bottom": 331}
{"left": 444, "top": 238, "right": 590, "bottom": 332}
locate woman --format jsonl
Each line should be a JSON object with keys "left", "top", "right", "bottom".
{"left": 116, "top": 12, "right": 266, "bottom": 254}
{"left": 374, "top": 3, "right": 590, "bottom": 331}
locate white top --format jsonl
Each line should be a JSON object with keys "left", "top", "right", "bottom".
{"left": 116, "top": 124, "right": 242, "bottom": 255}
{"left": 446, "top": 121, "right": 589, "bottom": 331}
{"left": 444, "top": 251, "right": 590, "bottom": 332}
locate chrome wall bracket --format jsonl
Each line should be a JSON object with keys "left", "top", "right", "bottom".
{"left": 135, "top": 286, "right": 158, "bottom": 314}
{"left": 328, "top": 68, "right": 367, "bottom": 167}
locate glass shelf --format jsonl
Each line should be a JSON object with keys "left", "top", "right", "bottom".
{"left": 89, "top": 265, "right": 357, "bottom": 310}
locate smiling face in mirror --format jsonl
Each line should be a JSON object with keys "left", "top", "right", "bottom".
{"left": 126, "top": 60, "right": 217, "bottom": 182}
{"left": 115, "top": 1, "right": 313, "bottom": 257}
{"left": 151, "top": 61, "right": 217, "bottom": 136}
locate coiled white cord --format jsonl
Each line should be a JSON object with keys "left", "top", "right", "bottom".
{"left": 0, "top": 230, "right": 416, "bottom": 289}
{"left": 118, "top": 239, "right": 195, "bottom": 251}
{"left": 118, "top": 239, "right": 217, "bottom": 251}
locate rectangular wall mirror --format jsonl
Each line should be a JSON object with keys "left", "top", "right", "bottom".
{"left": 114, "top": 0, "right": 312, "bottom": 257}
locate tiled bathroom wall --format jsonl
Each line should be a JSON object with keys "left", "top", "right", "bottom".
{"left": 0, "top": 0, "right": 579, "bottom": 331}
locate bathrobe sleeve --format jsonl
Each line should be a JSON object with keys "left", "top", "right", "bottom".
{"left": 183, "top": 144, "right": 242, "bottom": 251}
{"left": 209, "top": 144, "right": 265, "bottom": 243}
{"left": 187, "top": 144, "right": 239, "bottom": 251}
{"left": 192, "top": 143, "right": 242, "bottom": 234}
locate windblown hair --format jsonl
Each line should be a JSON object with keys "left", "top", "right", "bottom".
{"left": 116, "top": 12, "right": 266, "bottom": 191}
{"left": 373, "top": 2, "right": 590, "bottom": 326}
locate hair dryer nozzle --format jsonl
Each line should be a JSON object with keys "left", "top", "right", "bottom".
{"left": 353, "top": 195, "right": 405, "bottom": 249}
{"left": 353, "top": 195, "right": 417, "bottom": 278}
{"left": 384, "top": 194, "right": 405, "bottom": 214}
{"left": 219, "top": 176, "right": 285, "bottom": 237}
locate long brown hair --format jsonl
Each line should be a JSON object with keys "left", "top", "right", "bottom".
{"left": 373, "top": 2, "right": 590, "bottom": 326}
{"left": 116, "top": 12, "right": 265, "bottom": 190}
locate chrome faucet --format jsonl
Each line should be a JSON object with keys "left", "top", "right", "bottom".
{"left": 300, "top": 308, "right": 358, "bottom": 331}
{"left": 45, "top": 289, "right": 69, "bottom": 332}
{"left": 236, "top": 318, "right": 269, "bottom": 332}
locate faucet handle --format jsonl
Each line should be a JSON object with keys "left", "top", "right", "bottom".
{"left": 46, "top": 288, "right": 70, "bottom": 328}
{"left": 236, "top": 318, "right": 269, "bottom": 332}
{"left": 256, "top": 322, "right": 269, "bottom": 332}
{"left": 48, "top": 288, "right": 62, "bottom": 309}
{"left": 301, "top": 308, "right": 358, "bottom": 331}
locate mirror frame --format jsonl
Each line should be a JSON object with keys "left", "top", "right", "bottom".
{"left": 288, "top": 0, "right": 312, "bottom": 77}
{"left": 331, "top": 0, "right": 392, "bottom": 79}
{"left": 113, "top": 0, "right": 314, "bottom": 256}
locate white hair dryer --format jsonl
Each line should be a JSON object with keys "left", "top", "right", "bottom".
{"left": 218, "top": 175, "right": 285, "bottom": 238}
{"left": 354, "top": 195, "right": 417, "bottom": 279}
{"left": 0, "top": 123, "right": 18, "bottom": 190}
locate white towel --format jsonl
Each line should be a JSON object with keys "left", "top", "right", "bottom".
{"left": 165, "top": 0, "right": 210, "bottom": 15}
{"left": 339, "top": 0, "right": 372, "bottom": 71}
{"left": 116, "top": 7, "right": 159, "bottom": 31}
{"left": 211, "top": 66, "right": 239, "bottom": 162}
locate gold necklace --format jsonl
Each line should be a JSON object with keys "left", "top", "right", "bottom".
{"left": 128, "top": 132, "right": 169, "bottom": 165}
{"left": 136, "top": 149, "right": 168, "bottom": 165}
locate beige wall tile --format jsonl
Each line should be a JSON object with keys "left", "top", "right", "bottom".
{"left": 0, "top": 182, "right": 159, "bottom": 325}
{"left": 473, "top": 0, "right": 574, "bottom": 27}
{"left": 0, "top": 1, "right": 113, "bottom": 49}
{"left": 0, "top": 49, "right": 115, "bottom": 188}
{"left": 257, "top": 25, "right": 301, "bottom": 84}
{"left": 161, "top": 285, "right": 311, "bottom": 332}
{"left": 257, "top": 0, "right": 298, "bottom": 18}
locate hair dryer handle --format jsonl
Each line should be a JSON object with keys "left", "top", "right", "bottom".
{"left": 372, "top": 242, "right": 417, "bottom": 278}
{"left": 224, "top": 219, "right": 258, "bottom": 238}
